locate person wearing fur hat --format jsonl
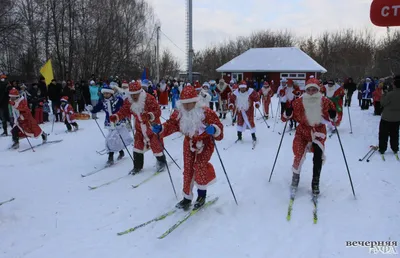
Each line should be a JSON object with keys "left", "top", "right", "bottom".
{"left": 279, "top": 79, "right": 300, "bottom": 130}
{"left": 322, "top": 79, "right": 345, "bottom": 133}
{"left": 229, "top": 80, "right": 261, "bottom": 144}
{"left": 110, "top": 81, "right": 167, "bottom": 173}
{"left": 151, "top": 86, "right": 224, "bottom": 210}
{"left": 60, "top": 96, "right": 79, "bottom": 132}
{"left": 87, "top": 84, "right": 133, "bottom": 165}
{"left": 8, "top": 88, "right": 47, "bottom": 149}
{"left": 277, "top": 78, "right": 288, "bottom": 116}
{"left": 259, "top": 81, "right": 273, "bottom": 119}
{"left": 282, "top": 78, "right": 337, "bottom": 196}
{"left": 216, "top": 78, "right": 232, "bottom": 119}
{"left": 198, "top": 82, "right": 212, "bottom": 106}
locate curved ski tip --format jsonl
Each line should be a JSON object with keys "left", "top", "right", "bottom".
{"left": 88, "top": 186, "right": 95, "bottom": 190}
{"left": 132, "top": 185, "right": 139, "bottom": 189}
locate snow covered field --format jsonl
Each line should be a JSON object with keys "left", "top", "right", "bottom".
{"left": 1, "top": 95, "right": 399, "bottom": 258}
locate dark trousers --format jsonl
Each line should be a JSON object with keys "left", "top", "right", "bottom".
{"left": 280, "top": 102, "right": 286, "bottom": 115}
{"left": 374, "top": 101, "right": 382, "bottom": 116}
{"left": 11, "top": 126, "right": 20, "bottom": 142}
{"left": 312, "top": 143, "right": 323, "bottom": 187}
{"left": 209, "top": 102, "right": 219, "bottom": 112}
{"left": 361, "top": 99, "right": 370, "bottom": 110}
{"left": 0, "top": 106, "right": 10, "bottom": 133}
{"left": 345, "top": 91, "right": 354, "bottom": 106}
{"left": 65, "top": 120, "right": 78, "bottom": 131}
{"left": 379, "top": 119, "right": 399, "bottom": 154}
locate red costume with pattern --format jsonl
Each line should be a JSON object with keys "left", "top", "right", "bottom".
{"left": 229, "top": 81, "right": 260, "bottom": 133}
{"left": 323, "top": 83, "right": 345, "bottom": 127}
{"left": 9, "top": 94, "right": 43, "bottom": 138}
{"left": 260, "top": 82, "right": 273, "bottom": 116}
{"left": 60, "top": 98, "right": 76, "bottom": 124}
{"left": 113, "top": 82, "right": 163, "bottom": 156}
{"left": 158, "top": 81, "right": 169, "bottom": 106}
{"left": 282, "top": 80, "right": 336, "bottom": 174}
{"left": 216, "top": 79, "right": 232, "bottom": 114}
{"left": 160, "top": 86, "right": 224, "bottom": 200}
{"left": 279, "top": 81, "right": 301, "bottom": 109}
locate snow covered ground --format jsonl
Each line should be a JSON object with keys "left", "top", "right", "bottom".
{"left": 1, "top": 95, "right": 399, "bottom": 258}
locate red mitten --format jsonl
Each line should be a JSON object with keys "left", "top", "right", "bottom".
{"left": 9, "top": 101, "right": 15, "bottom": 106}
{"left": 279, "top": 89, "right": 285, "bottom": 97}
{"left": 110, "top": 115, "right": 118, "bottom": 123}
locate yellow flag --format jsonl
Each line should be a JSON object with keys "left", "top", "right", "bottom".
{"left": 40, "top": 59, "right": 54, "bottom": 86}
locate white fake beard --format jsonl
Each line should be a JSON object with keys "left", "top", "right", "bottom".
{"left": 129, "top": 90, "right": 146, "bottom": 114}
{"left": 177, "top": 102, "right": 205, "bottom": 137}
{"left": 325, "top": 86, "right": 335, "bottom": 98}
{"left": 302, "top": 92, "right": 323, "bottom": 126}
{"left": 236, "top": 91, "right": 250, "bottom": 111}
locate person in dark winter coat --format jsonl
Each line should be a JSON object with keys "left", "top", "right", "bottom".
{"left": 343, "top": 78, "right": 357, "bottom": 107}
{"left": 378, "top": 75, "right": 400, "bottom": 155}
{"left": 0, "top": 75, "right": 10, "bottom": 135}
{"left": 47, "top": 79, "right": 62, "bottom": 122}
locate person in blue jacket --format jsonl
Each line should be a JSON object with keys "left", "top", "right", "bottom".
{"left": 87, "top": 84, "right": 133, "bottom": 166}
{"left": 361, "top": 77, "right": 375, "bottom": 110}
{"left": 171, "top": 81, "right": 180, "bottom": 109}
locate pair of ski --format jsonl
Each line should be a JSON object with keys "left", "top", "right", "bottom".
{"left": 286, "top": 188, "right": 318, "bottom": 224}
{"left": 117, "top": 197, "right": 218, "bottom": 239}
{"left": 17, "top": 140, "right": 63, "bottom": 153}
{"left": 223, "top": 139, "right": 257, "bottom": 151}
{"left": 0, "top": 197, "right": 15, "bottom": 206}
{"left": 359, "top": 145, "right": 399, "bottom": 162}
{"left": 81, "top": 157, "right": 126, "bottom": 178}
{"left": 87, "top": 159, "right": 178, "bottom": 190}
{"left": 55, "top": 128, "right": 83, "bottom": 135}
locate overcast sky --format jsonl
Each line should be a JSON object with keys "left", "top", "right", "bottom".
{"left": 147, "top": 0, "right": 392, "bottom": 70}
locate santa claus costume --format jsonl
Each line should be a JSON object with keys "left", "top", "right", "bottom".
{"left": 198, "top": 82, "right": 212, "bottom": 106}
{"left": 259, "top": 81, "right": 273, "bottom": 119}
{"left": 282, "top": 78, "right": 337, "bottom": 195}
{"left": 152, "top": 86, "right": 224, "bottom": 210}
{"left": 88, "top": 84, "right": 133, "bottom": 166}
{"left": 322, "top": 79, "right": 345, "bottom": 132}
{"left": 216, "top": 79, "right": 232, "bottom": 119}
{"left": 60, "top": 96, "right": 79, "bottom": 132}
{"left": 8, "top": 88, "right": 47, "bottom": 149}
{"left": 279, "top": 79, "right": 300, "bottom": 129}
{"left": 110, "top": 81, "right": 167, "bottom": 174}
{"left": 229, "top": 80, "right": 261, "bottom": 143}
{"left": 158, "top": 80, "right": 169, "bottom": 109}
{"left": 277, "top": 78, "right": 288, "bottom": 115}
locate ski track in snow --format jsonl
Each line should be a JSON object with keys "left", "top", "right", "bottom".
{"left": 0, "top": 95, "right": 399, "bottom": 258}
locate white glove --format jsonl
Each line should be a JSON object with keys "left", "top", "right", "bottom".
{"left": 86, "top": 105, "right": 93, "bottom": 111}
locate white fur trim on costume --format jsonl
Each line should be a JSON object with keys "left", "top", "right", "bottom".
{"left": 195, "top": 177, "right": 217, "bottom": 190}
{"left": 133, "top": 148, "right": 146, "bottom": 154}
{"left": 239, "top": 84, "right": 247, "bottom": 88}
{"left": 179, "top": 96, "right": 199, "bottom": 104}
{"left": 9, "top": 94, "right": 19, "bottom": 97}
{"left": 101, "top": 88, "right": 114, "bottom": 94}
{"left": 305, "top": 83, "right": 319, "bottom": 90}
{"left": 213, "top": 124, "right": 222, "bottom": 138}
{"left": 153, "top": 152, "right": 164, "bottom": 157}
{"left": 128, "top": 89, "right": 143, "bottom": 95}
{"left": 148, "top": 112, "right": 155, "bottom": 122}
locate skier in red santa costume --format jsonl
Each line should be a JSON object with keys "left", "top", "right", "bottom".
{"left": 260, "top": 81, "right": 273, "bottom": 119}
{"left": 322, "top": 79, "right": 345, "bottom": 133}
{"left": 282, "top": 78, "right": 337, "bottom": 195}
{"left": 229, "top": 80, "right": 261, "bottom": 144}
{"left": 110, "top": 81, "right": 167, "bottom": 174}
{"left": 158, "top": 80, "right": 169, "bottom": 109}
{"left": 216, "top": 79, "right": 232, "bottom": 119}
{"left": 151, "top": 86, "right": 224, "bottom": 210}
{"left": 8, "top": 88, "right": 47, "bottom": 149}
{"left": 280, "top": 79, "right": 300, "bottom": 130}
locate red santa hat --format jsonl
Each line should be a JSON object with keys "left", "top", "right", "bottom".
{"left": 9, "top": 88, "right": 19, "bottom": 97}
{"left": 194, "top": 81, "right": 202, "bottom": 91}
{"left": 305, "top": 78, "right": 321, "bottom": 90}
{"left": 179, "top": 86, "right": 199, "bottom": 103}
{"left": 263, "top": 81, "right": 270, "bottom": 87}
{"left": 121, "top": 80, "right": 129, "bottom": 88}
{"left": 60, "top": 96, "right": 69, "bottom": 102}
{"left": 287, "top": 79, "right": 294, "bottom": 85}
{"left": 128, "top": 81, "right": 142, "bottom": 94}
{"left": 238, "top": 80, "right": 247, "bottom": 89}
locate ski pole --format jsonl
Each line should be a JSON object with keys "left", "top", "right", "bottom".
{"left": 51, "top": 113, "right": 56, "bottom": 133}
{"left": 334, "top": 124, "right": 356, "bottom": 198}
{"left": 366, "top": 148, "right": 377, "bottom": 162}
{"left": 112, "top": 124, "right": 134, "bottom": 163}
{"left": 156, "top": 134, "right": 177, "bottom": 199}
{"left": 94, "top": 117, "right": 106, "bottom": 138}
{"left": 212, "top": 137, "right": 238, "bottom": 205}
{"left": 358, "top": 148, "right": 374, "bottom": 161}
{"left": 273, "top": 102, "right": 280, "bottom": 132}
{"left": 18, "top": 126, "right": 35, "bottom": 152}
{"left": 257, "top": 108, "right": 270, "bottom": 128}
{"left": 347, "top": 106, "right": 353, "bottom": 134}
{"left": 269, "top": 121, "right": 288, "bottom": 182}
{"left": 270, "top": 101, "right": 273, "bottom": 118}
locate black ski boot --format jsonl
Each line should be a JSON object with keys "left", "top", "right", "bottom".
{"left": 107, "top": 152, "right": 114, "bottom": 166}
{"left": 11, "top": 141, "right": 19, "bottom": 149}
{"left": 312, "top": 182, "right": 320, "bottom": 196}
{"left": 237, "top": 131, "right": 242, "bottom": 141}
{"left": 41, "top": 132, "right": 48, "bottom": 143}
{"left": 222, "top": 113, "right": 226, "bottom": 119}
{"left": 219, "top": 113, "right": 223, "bottom": 119}
{"left": 176, "top": 198, "right": 192, "bottom": 210}
{"left": 156, "top": 155, "right": 167, "bottom": 172}
{"left": 251, "top": 133, "right": 257, "bottom": 142}
{"left": 193, "top": 189, "right": 207, "bottom": 210}
{"left": 117, "top": 150, "right": 124, "bottom": 160}
{"left": 1, "top": 131, "right": 7, "bottom": 137}
{"left": 130, "top": 152, "right": 144, "bottom": 175}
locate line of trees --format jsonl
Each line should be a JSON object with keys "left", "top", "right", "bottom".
{"left": 0, "top": 0, "right": 180, "bottom": 82}
{"left": 193, "top": 29, "right": 400, "bottom": 81}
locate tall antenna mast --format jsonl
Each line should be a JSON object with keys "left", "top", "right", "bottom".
{"left": 186, "top": 0, "right": 193, "bottom": 83}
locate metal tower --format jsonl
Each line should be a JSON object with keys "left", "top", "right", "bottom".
{"left": 186, "top": 0, "right": 193, "bottom": 83}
